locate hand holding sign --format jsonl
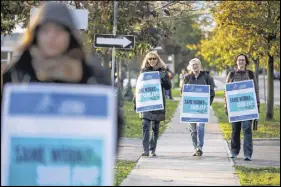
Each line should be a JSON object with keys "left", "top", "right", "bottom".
{"left": 225, "top": 80, "right": 259, "bottom": 122}
{"left": 135, "top": 72, "right": 164, "bottom": 113}
{"left": 180, "top": 84, "right": 210, "bottom": 123}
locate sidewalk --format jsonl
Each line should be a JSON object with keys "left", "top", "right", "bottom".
{"left": 120, "top": 105, "right": 241, "bottom": 186}
{"left": 117, "top": 138, "right": 142, "bottom": 162}
{"left": 226, "top": 139, "right": 280, "bottom": 168}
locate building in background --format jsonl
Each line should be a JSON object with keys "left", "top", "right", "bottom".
{"left": 1, "top": 33, "right": 23, "bottom": 64}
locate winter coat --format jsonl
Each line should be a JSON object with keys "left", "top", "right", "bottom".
{"left": 182, "top": 71, "right": 216, "bottom": 105}
{"left": 133, "top": 66, "right": 172, "bottom": 121}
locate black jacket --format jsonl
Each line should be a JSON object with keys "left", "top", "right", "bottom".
{"left": 133, "top": 66, "right": 171, "bottom": 121}
{"left": 183, "top": 71, "right": 215, "bottom": 105}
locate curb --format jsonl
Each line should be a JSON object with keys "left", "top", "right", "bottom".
{"left": 223, "top": 140, "right": 234, "bottom": 166}
{"left": 225, "top": 138, "right": 280, "bottom": 142}
{"left": 253, "top": 138, "right": 280, "bottom": 141}
{"left": 223, "top": 140, "right": 241, "bottom": 186}
{"left": 119, "top": 155, "right": 142, "bottom": 186}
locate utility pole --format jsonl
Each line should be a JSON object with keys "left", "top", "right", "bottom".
{"left": 111, "top": 1, "right": 118, "bottom": 86}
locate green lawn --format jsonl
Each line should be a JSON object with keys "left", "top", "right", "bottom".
{"left": 114, "top": 160, "right": 136, "bottom": 186}
{"left": 234, "top": 166, "right": 280, "bottom": 186}
{"left": 172, "top": 88, "right": 181, "bottom": 97}
{"left": 212, "top": 102, "right": 280, "bottom": 140}
{"left": 123, "top": 100, "right": 179, "bottom": 138}
{"left": 213, "top": 102, "right": 280, "bottom": 186}
{"left": 215, "top": 90, "right": 225, "bottom": 98}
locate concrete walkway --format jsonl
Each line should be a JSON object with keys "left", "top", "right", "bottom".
{"left": 117, "top": 138, "right": 142, "bottom": 162}
{"left": 226, "top": 139, "right": 280, "bottom": 168}
{"left": 120, "top": 105, "right": 241, "bottom": 186}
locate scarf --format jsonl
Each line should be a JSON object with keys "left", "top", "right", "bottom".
{"left": 30, "top": 47, "right": 83, "bottom": 82}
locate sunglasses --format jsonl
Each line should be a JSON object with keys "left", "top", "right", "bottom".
{"left": 148, "top": 58, "right": 157, "bottom": 61}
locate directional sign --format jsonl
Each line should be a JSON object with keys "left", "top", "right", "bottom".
{"left": 94, "top": 34, "right": 135, "bottom": 49}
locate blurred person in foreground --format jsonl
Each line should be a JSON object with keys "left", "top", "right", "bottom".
{"left": 0, "top": 2, "right": 124, "bottom": 150}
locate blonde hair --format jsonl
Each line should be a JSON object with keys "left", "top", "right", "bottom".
{"left": 141, "top": 51, "right": 166, "bottom": 70}
{"left": 187, "top": 58, "right": 201, "bottom": 71}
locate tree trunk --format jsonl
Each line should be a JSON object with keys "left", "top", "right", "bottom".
{"left": 124, "top": 63, "right": 134, "bottom": 101}
{"left": 103, "top": 52, "right": 110, "bottom": 79}
{"left": 254, "top": 58, "right": 259, "bottom": 87}
{"left": 266, "top": 54, "right": 274, "bottom": 120}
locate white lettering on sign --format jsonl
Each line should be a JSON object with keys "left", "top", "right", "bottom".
{"left": 58, "top": 101, "right": 85, "bottom": 115}
{"left": 71, "top": 166, "right": 100, "bottom": 185}
{"left": 36, "top": 166, "right": 71, "bottom": 185}
{"left": 36, "top": 165, "right": 100, "bottom": 186}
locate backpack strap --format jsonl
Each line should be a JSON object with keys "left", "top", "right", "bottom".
{"left": 228, "top": 71, "right": 235, "bottom": 83}
{"left": 201, "top": 72, "right": 208, "bottom": 85}
{"left": 229, "top": 70, "right": 254, "bottom": 82}
{"left": 247, "top": 70, "right": 255, "bottom": 80}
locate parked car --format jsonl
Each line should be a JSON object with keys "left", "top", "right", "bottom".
{"left": 274, "top": 71, "right": 280, "bottom": 80}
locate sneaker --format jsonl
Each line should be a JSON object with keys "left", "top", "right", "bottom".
{"left": 151, "top": 152, "right": 157, "bottom": 157}
{"left": 230, "top": 153, "right": 238, "bottom": 158}
{"left": 196, "top": 148, "right": 203, "bottom": 156}
{"left": 141, "top": 152, "right": 149, "bottom": 157}
{"left": 244, "top": 156, "right": 251, "bottom": 161}
{"left": 192, "top": 150, "right": 197, "bottom": 156}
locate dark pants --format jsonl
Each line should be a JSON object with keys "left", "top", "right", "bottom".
{"left": 231, "top": 120, "right": 253, "bottom": 157}
{"left": 142, "top": 119, "right": 160, "bottom": 153}
{"left": 165, "top": 89, "right": 173, "bottom": 99}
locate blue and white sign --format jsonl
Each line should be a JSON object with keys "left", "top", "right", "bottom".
{"left": 1, "top": 83, "right": 117, "bottom": 186}
{"left": 180, "top": 84, "right": 210, "bottom": 123}
{"left": 225, "top": 80, "right": 259, "bottom": 122}
{"left": 135, "top": 72, "right": 164, "bottom": 113}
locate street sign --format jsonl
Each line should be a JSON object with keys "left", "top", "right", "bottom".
{"left": 94, "top": 34, "right": 135, "bottom": 49}
{"left": 1, "top": 83, "right": 116, "bottom": 186}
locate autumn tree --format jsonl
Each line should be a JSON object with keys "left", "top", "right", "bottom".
{"left": 198, "top": 1, "right": 280, "bottom": 120}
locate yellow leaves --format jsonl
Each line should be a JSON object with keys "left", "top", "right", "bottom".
{"left": 198, "top": 0, "right": 280, "bottom": 72}
{"left": 101, "top": 9, "right": 110, "bottom": 22}
{"left": 186, "top": 44, "right": 198, "bottom": 50}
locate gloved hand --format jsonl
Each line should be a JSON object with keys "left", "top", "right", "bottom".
{"left": 159, "top": 71, "right": 168, "bottom": 83}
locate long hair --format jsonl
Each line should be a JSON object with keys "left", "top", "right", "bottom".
{"left": 141, "top": 51, "right": 166, "bottom": 70}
